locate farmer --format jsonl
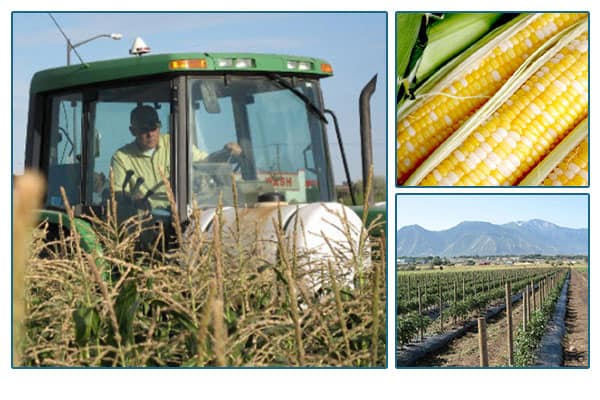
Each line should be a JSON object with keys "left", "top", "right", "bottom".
{"left": 111, "top": 104, "right": 241, "bottom": 211}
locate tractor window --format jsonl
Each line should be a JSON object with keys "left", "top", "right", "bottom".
{"left": 45, "top": 93, "right": 83, "bottom": 209}
{"left": 188, "top": 76, "right": 332, "bottom": 207}
{"left": 88, "top": 81, "right": 172, "bottom": 211}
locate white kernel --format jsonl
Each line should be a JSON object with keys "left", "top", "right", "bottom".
{"left": 448, "top": 86, "right": 457, "bottom": 95}
{"left": 483, "top": 156, "right": 496, "bottom": 170}
{"left": 497, "top": 128, "right": 508, "bottom": 139}
{"left": 489, "top": 152, "right": 501, "bottom": 164}
{"left": 522, "top": 136, "right": 533, "bottom": 147}
{"left": 522, "top": 84, "right": 531, "bottom": 92}
{"left": 487, "top": 176, "right": 499, "bottom": 185}
{"left": 553, "top": 80, "right": 567, "bottom": 91}
{"left": 568, "top": 163, "right": 580, "bottom": 174}
{"left": 578, "top": 169, "right": 588, "bottom": 179}
{"left": 535, "top": 29, "right": 546, "bottom": 40}
{"left": 444, "top": 115, "right": 452, "bottom": 125}
{"left": 565, "top": 170, "right": 575, "bottom": 180}
{"left": 482, "top": 142, "right": 492, "bottom": 152}
{"left": 529, "top": 103, "right": 542, "bottom": 115}
{"left": 497, "top": 163, "right": 511, "bottom": 177}
{"left": 403, "top": 158, "right": 411, "bottom": 167}
{"left": 525, "top": 38, "right": 533, "bottom": 48}
{"left": 460, "top": 78, "right": 468, "bottom": 87}
{"left": 447, "top": 172, "right": 459, "bottom": 185}
{"left": 454, "top": 150, "right": 466, "bottom": 162}
{"left": 572, "top": 80, "right": 585, "bottom": 95}
{"left": 474, "top": 132, "right": 485, "bottom": 142}
{"left": 576, "top": 40, "right": 588, "bottom": 52}
{"left": 502, "top": 159, "right": 516, "bottom": 174}
{"left": 466, "top": 158, "right": 476, "bottom": 170}
{"left": 402, "top": 120, "right": 410, "bottom": 127}
{"left": 509, "top": 131, "right": 521, "bottom": 141}
{"left": 469, "top": 152, "right": 481, "bottom": 164}
{"left": 542, "top": 112, "right": 554, "bottom": 124}
{"left": 407, "top": 126, "right": 416, "bottom": 136}
{"left": 508, "top": 154, "right": 521, "bottom": 168}
{"left": 475, "top": 148, "right": 487, "bottom": 160}
{"left": 492, "top": 70, "right": 501, "bottom": 81}
{"left": 433, "top": 169, "right": 442, "bottom": 181}
{"left": 535, "top": 82, "right": 545, "bottom": 92}
{"left": 505, "top": 137, "right": 517, "bottom": 148}
{"left": 429, "top": 111, "right": 439, "bottom": 122}
{"left": 405, "top": 141, "right": 415, "bottom": 152}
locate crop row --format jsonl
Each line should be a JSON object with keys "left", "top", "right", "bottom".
{"left": 397, "top": 267, "right": 563, "bottom": 347}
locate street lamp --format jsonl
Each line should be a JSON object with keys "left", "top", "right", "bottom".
{"left": 67, "top": 33, "right": 123, "bottom": 65}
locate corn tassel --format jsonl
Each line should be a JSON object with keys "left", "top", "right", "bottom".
{"left": 397, "top": 13, "right": 587, "bottom": 185}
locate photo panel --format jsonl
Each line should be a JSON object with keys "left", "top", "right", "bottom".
{"left": 395, "top": 12, "right": 589, "bottom": 187}
{"left": 12, "top": 11, "right": 387, "bottom": 368}
{"left": 395, "top": 193, "right": 589, "bottom": 368}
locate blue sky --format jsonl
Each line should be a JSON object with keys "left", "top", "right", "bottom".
{"left": 396, "top": 194, "right": 589, "bottom": 230}
{"left": 11, "top": 12, "right": 387, "bottom": 183}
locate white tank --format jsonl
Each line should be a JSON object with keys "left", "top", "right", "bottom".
{"left": 195, "top": 202, "right": 370, "bottom": 292}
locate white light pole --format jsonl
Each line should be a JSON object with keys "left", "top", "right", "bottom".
{"left": 67, "top": 33, "right": 123, "bottom": 65}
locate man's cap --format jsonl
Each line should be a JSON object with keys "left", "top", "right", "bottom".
{"left": 130, "top": 105, "right": 161, "bottom": 132}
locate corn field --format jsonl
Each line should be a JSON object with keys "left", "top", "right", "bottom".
{"left": 13, "top": 173, "right": 386, "bottom": 367}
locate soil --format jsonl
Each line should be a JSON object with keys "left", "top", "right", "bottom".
{"left": 563, "top": 268, "right": 589, "bottom": 367}
{"left": 414, "top": 268, "right": 589, "bottom": 367}
{"left": 416, "top": 299, "right": 525, "bottom": 367}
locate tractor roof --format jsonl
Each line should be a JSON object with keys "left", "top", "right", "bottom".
{"left": 30, "top": 52, "right": 333, "bottom": 94}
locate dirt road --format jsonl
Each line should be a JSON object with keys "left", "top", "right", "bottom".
{"left": 563, "top": 268, "right": 588, "bottom": 367}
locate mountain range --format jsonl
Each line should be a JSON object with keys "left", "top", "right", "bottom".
{"left": 396, "top": 219, "right": 588, "bottom": 257}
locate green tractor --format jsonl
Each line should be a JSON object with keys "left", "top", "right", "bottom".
{"left": 24, "top": 38, "right": 385, "bottom": 268}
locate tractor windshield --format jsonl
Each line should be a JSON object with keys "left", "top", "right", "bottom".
{"left": 188, "top": 75, "right": 332, "bottom": 208}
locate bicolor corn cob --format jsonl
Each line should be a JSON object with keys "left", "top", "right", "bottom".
{"left": 397, "top": 13, "right": 587, "bottom": 184}
{"left": 419, "top": 30, "right": 588, "bottom": 186}
{"left": 542, "top": 137, "right": 588, "bottom": 186}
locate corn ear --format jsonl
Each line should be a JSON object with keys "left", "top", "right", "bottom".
{"left": 542, "top": 138, "right": 588, "bottom": 186}
{"left": 519, "top": 118, "right": 588, "bottom": 186}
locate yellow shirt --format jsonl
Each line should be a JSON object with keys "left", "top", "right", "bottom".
{"left": 111, "top": 134, "right": 207, "bottom": 209}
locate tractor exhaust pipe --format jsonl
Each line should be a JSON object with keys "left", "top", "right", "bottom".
{"left": 359, "top": 74, "right": 377, "bottom": 206}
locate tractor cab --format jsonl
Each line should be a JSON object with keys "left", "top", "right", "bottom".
{"left": 26, "top": 52, "right": 347, "bottom": 221}
{"left": 25, "top": 47, "right": 380, "bottom": 253}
